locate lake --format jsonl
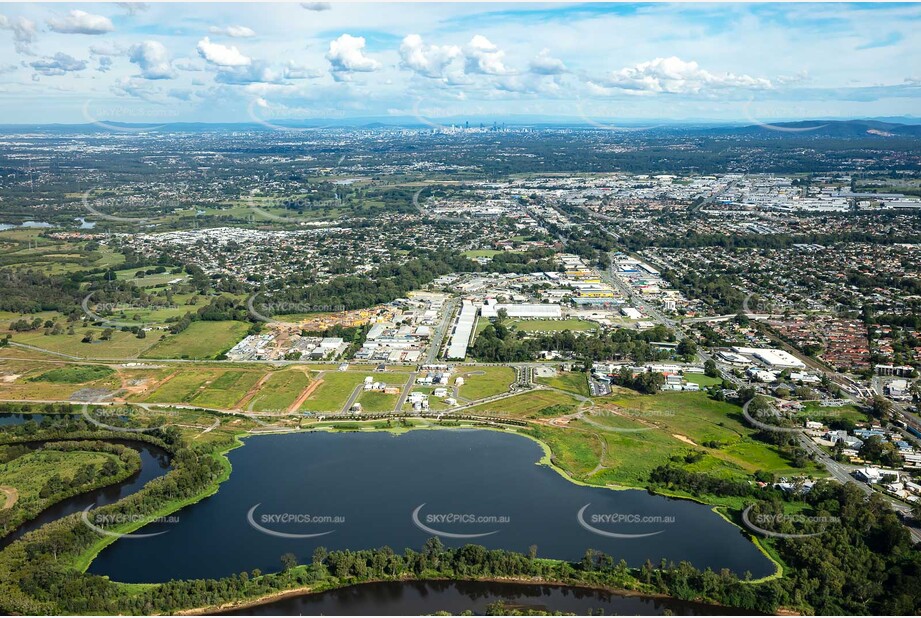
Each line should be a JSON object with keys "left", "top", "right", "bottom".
{"left": 88, "top": 430, "right": 774, "bottom": 583}
{"left": 218, "top": 580, "right": 746, "bottom": 616}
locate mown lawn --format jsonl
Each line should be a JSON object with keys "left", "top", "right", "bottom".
{"left": 299, "top": 371, "right": 374, "bottom": 413}
{"left": 356, "top": 391, "right": 400, "bottom": 413}
{"left": 537, "top": 371, "right": 590, "bottom": 396}
{"left": 683, "top": 372, "right": 722, "bottom": 387}
{"left": 457, "top": 366, "right": 516, "bottom": 400}
{"left": 142, "top": 321, "right": 250, "bottom": 360}
{"left": 510, "top": 318, "right": 598, "bottom": 333}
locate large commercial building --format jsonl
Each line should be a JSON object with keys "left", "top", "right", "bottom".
{"left": 732, "top": 346, "right": 806, "bottom": 369}
{"left": 445, "top": 301, "right": 478, "bottom": 359}
{"left": 480, "top": 300, "right": 562, "bottom": 319}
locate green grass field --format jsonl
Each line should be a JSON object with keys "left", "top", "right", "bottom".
{"left": 0, "top": 449, "right": 121, "bottom": 506}
{"left": 30, "top": 365, "right": 114, "bottom": 384}
{"left": 462, "top": 249, "right": 505, "bottom": 258}
{"left": 537, "top": 371, "right": 590, "bottom": 396}
{"left": 468, "top": 389, "right": 582, "bottom": 418}
{"left": 247, "top": 370, "right": 311, "bottom": 413}
{"left": 797, "top": 401, "right": 870, "bottom": 425}
{"left": 187, "top": 370, "right": 265, "bottom": 410}
{"left": 142, "top": 321, "right": 249, "bottom": 359}
{"left": 298, "top": 371, "right": 372, "bottom": 412}
{"left": 356, "top": 390, "right": 400, "bottom": 413}
{"left": 457, "top": 366, "right": 516, "bottom": 399}
{"left": 0, "top": 359, "right": 121, "bottom": 401}
{"left": 509, "top": 318, "right": 598, "bottom": 333}
{"left": 580, "top": 391, "right": 824, "bottom": 486}
{"left": 683, "top": 372, "right": 722, "bottom": 387}
{"left": 142, "top": 369, "right": 226, "bottom": 405}
{"left": 10, "top": 328, "right": 158, "bottom": 359}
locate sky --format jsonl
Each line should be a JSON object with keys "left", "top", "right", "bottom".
{"left": 0, "top": 2, "right": 919, "bottom": 125}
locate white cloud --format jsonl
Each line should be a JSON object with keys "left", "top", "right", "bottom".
{"left": 90, "top": 42, "right": 124, "bottom": 57}
{"left": 300, "top": 2, "right": 331, "bottom": 11}
{"left": 326, "top": 34, "right": 380, "bottom": 80}
{"left": 464, "top": 35, "right": 507, "bottom": 75}
{"left": 283, "top": 61, "right": 322, "bottom": 80}
{"left": 129, "top": 40, "right": 175, "bottom": 80}
{"left": 97, "top": 56, "right": 113, "bottom": 72}
{"left": 209, "top": 25, "right": 256, "bottom": 38}
{"left": 529, "top": 49, "right": 566, "bottom": 75}
{"left": 197, "top": 37, "right": 251, "bottom": 67}
{"left": 0, "top": 14, "right": 38, "bottom": 55}
{"left": 399, "top": 34, "right": 461, "bottom": 79}
{"left": 30, "top": 52, "right": 87, "bottom": 76}
{"left": 174, "top": 57, "right": 206, "bottom": 72}
{"left": 215, "top": 61, "right": 280, "bottom": 85}
{"left": 604, "top": 56, "right": 771, "bottom": 94}
{"left": 47, "top": 10, "right": 114, "bottom": 35}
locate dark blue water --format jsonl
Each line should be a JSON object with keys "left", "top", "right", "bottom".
{"left": 0, "top": 413, "right": 63, "bottom": 426}
{"left": 219, "top": 580, "right": 744, "bottom": 616}
{"left": 89, "top": 430, "right": 773, "bottom": 583}
{"left": 0, "top": 440, "right": 172, "bottom": 548}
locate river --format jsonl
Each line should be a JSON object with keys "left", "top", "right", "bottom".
{"left": 0, "top": 439, "right": 172, "bottom": 549}
{"left": 218, "top": 580, "right": 746, "bottom": 616}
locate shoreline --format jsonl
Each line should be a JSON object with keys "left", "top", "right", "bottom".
{"left": 41, "top": 419, "right": 783, "bottom": 611}
{"left": 175, "top": 575, "right": 727, "bottom": 617}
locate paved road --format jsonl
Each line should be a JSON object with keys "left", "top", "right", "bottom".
{"left": 742, "top": 398, "right": 921, "bottom": 544}
{"left": 394, "top": 371, "right": 419, "bottom": 412}
{"left": 426, "top": 298, "right": 458, "bottom": 364}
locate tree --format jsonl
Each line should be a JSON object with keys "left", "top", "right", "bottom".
{"left": 704, "top": 359, "right": 719, "bottom": 378}
{"left": 280, "top": 553, "right": 298, "bottom": 571}
{"left": 867, "top": 395, "right": 893, "bottom": 421}
{"left": 676, "top": 337, "right": 697, "bottom": 358}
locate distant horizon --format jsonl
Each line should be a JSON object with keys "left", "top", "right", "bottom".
{"left": 1, "top": 115, "right": 920, "bottom": 129}
{"left": 0, "top": 3, "right": 918, "bottom": 124}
